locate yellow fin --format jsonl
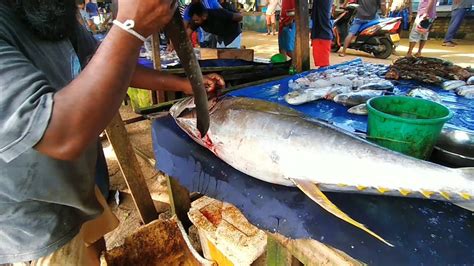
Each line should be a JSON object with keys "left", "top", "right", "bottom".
{"left": 377, "top": 187, "right": 389, "bottom": 194}
{"left": 399, "top": 189, "right": 411, "bottom": 196}
{"left": 420, "top": 190, "right": 434, "bottom": 199}
{"left": 459, "top": 193, "right": 471, "bottom": 200}
{"left": 291, "top": 179, "right": 394, "bottom": 247}
{"left": 439, "top": 191, "right": 450, "bottom": 200}
{"left": 337, "top": 183, "right": 348, "bottom": 187}
{"left": 356, "top": 185, "right": 367, "bottom": 191}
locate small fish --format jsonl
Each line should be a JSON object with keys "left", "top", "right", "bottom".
{"left": 442, "top": 80, "right": 466, "bottom": 90}
{"left": 407, "top": 87, "right": 442, "bottom": 102}
{"left": 324, "top": 86, "right": 353, "bottom": 100}
{"left": 295, "top": 77, "right": 311, "bottom": 86}
{"left": 333, "top": 90, "right": 385, "bottom": 107}
{"left": 455, "top": 85, "right": 474, "bottom": 99}
{"left": 309, "top": 79, "right": 332, "bottom": 88}
{"left": 357, "top": 80, "right": 394, "bottom": 91}
{"left": 329, "top": 76, "right": 353, "bottom": 87}
{"left": 348, "top": 103, "right": 368, "bottom": 115}
{"left": 467, "top": 76, "right": 474, "bottom": 85}
{"left": 284, "top": 87, "right": 331, "bottom": 105}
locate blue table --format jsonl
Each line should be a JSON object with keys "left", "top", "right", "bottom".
{"left": 151, "top": 59, "right": 474, "bottom": 264}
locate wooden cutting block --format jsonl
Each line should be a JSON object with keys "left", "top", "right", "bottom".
{"left": 188, "top": 196, "right": 267, "bottom": 266}
{"left": 200, "top": 48, "right": 254, "bottom": 61}
{"left": 101, "top": 216, "right": 214, "bottom": 266}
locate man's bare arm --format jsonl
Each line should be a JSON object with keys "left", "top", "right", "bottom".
{"left": 35, "top": 0, "right": 176, "bottom": 160}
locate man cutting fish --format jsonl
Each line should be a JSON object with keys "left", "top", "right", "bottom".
{"left": 0, "top": 0, "right": 224, "bottom": 264}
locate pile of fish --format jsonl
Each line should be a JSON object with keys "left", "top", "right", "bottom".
{"left": 442, "top": 79, "right": 474, "bottom": 99}
{"left": 385, "top": 56, "right": 474, "bottom": 86}
{"left": 284, "top": 63, "right": 394, "bottom": 115}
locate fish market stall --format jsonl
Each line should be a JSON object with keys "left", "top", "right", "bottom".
{"left": 138, "top": 49, "right": 291, "bottom": 88}
{"left": 151, "top": 58, "right": 474, "bottom": 264}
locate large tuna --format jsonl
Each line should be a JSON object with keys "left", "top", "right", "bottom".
{"left": 170, "top": 96, "right": 474, "bottom": 246}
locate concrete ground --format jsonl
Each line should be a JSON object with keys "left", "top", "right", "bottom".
{"left": 242, "top": 31, "right": 474, "bottom": 68}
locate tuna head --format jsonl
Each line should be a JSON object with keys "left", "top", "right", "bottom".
{"left": 170, "top": 97, "right": 218, "bottom": 139}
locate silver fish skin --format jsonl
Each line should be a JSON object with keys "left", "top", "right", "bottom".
{"left": 325, "top": 86, "right": 353, "bottom": 100}
{"left": 455, "top": 85, "right": 474, "bottom": 99}
{"left": 442, "top": 80, "right": 466, "bottom": 90}
{"left": 357, "top": 80, "right": 394, "bottom": 91}
{"left": 407, "top": 87, "right": 442, "bottom": 102}
{"left": 467, "top": 76, "right": 474, "bottom": 85}
{"left": 347, "top": 103, "right": 368, "bottom": 115}
{"left": 333, "top": 90, "right": 384, "bottom": 107}
{"left": 171, "top": 97, "right": 473, "bottom": 205}
{"left": 284, "top": 87, "right": 331, "bottom": 105}
{"left": 171, "top": 96, "right": 474, "bottom": 246}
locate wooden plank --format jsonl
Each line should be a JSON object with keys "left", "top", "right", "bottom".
{"left": 136, "top": 75, "right": 289, "bottom": 116}
{"left": 151, "top": 33, "right": 166, "bottom": 103}
{"left": 105, "top": 112, "right": 158, "bottom": 224}
{"left": 266, "top": 236, "right": 296, "bottom": 266}
{"left": 102, "top": 217, "right": 214, "bottom": 265}
{"left": 268, "top": 233, "right": 364, "bottom": 266}
{"left": 200, "top": 48, "right": 254, "bottom": 61}
{"left": 166, "top": 175, "right": 192, "bottom": 230}
{"left": 294, "top": 0, "right": 310, "bottom": 72}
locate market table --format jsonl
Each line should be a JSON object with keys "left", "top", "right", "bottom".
{"left": 151, "top": 59, "right": 474, "bottom": 264}
{"left": 138, "top": 57, "right": 291, "bottom": 87}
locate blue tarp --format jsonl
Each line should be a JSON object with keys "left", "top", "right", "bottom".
{"left": 152, "top": 116, "right": 474, "bottom": 265}
{"left": 151, "top": 58, "right": 474, "bottom": 264}
{"left": 229, "top": 58, "right": 474, "bottom": 134}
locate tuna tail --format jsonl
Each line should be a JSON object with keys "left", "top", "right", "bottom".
{"left": 454, "top": 167, "right": 474, "bottom": 212}
{"left": 291, "top": 179, "right": 394, "bottom": 247}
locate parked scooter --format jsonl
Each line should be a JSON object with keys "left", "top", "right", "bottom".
{"left": 332, "top": 4, "right": 402, "bottom": 59}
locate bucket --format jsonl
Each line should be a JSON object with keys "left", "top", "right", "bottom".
{"left": 366, "top": 96, "right": 453, "bottom": 159}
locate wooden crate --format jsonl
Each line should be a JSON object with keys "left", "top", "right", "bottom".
{"left": 200, "top": 48, "right": 254, "bottom": 61}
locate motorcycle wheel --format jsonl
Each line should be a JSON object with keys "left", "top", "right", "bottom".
{"left": 373, "top": 38, "right": 393, "bottom": 59}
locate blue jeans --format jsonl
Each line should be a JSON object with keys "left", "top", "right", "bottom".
{"left": 444, "top": 8, "right": 468, "bottom": 42}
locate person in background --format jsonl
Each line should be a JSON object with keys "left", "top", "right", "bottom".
{"left": 278, "top": 0, "right": 296, "bottom": 59}
{"left": 339, "top": 0, "right": 386, "bottom": 57}
{"left": 77, "top": 0, "right": 98, "bottom": 33}
{"left": 86, "top": 0, "right": 99, "bottom": 17}
{"left": 188, "top": 3, "right": 243, "bottom": 48}
{"left": 442, "top": 0, "right": 473, "bottom": 47}
{"left": 265, "top": 0, "right": 279, "bottom": 35}
{"left": 311, "top": 0, "right": 333, "bottom": 67}
{"left": 220, "top": 0, "right": 238, "bottom": 12}
{"left": 406, "top": 0, "right": 437, "bottom": 57}
{"left": 184, "top": 0, "right": 222, "bottom": 48}
{"left": 387, "top": 0, "right": 412, "bottom": 32}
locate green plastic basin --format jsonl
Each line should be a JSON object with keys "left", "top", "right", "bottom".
{"left": 366, "top": 96, "right": 453, "bottom": 159}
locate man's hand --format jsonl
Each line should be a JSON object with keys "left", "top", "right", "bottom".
{"left": 203, "top": 73, "right": 226, "bottom": 93}
{"left": 183, "top": 73, "right": 225, "bottom": 95}
{"left": 117, "top": 0, "right": 178, "bottom": 38}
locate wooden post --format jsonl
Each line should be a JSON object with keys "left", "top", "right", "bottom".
{"left": 294, "top": 0, "right": 310, "bottom": 72}
{"left": 166, "top": 175, "right": 193, "bottom": 230}
{"left": 105, "top": 112, "right": 158, "bottom": 224}
{"left": 151, "top": 33, "right": 166, "bottom": 104}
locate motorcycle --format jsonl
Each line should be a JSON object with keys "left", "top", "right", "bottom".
{"left": 332, "top": 4, "right": 402, "bottom": 59}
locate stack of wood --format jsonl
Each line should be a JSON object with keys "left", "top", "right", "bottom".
{"left": 385, "top": 57, "right": 474, "bottom": 84}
